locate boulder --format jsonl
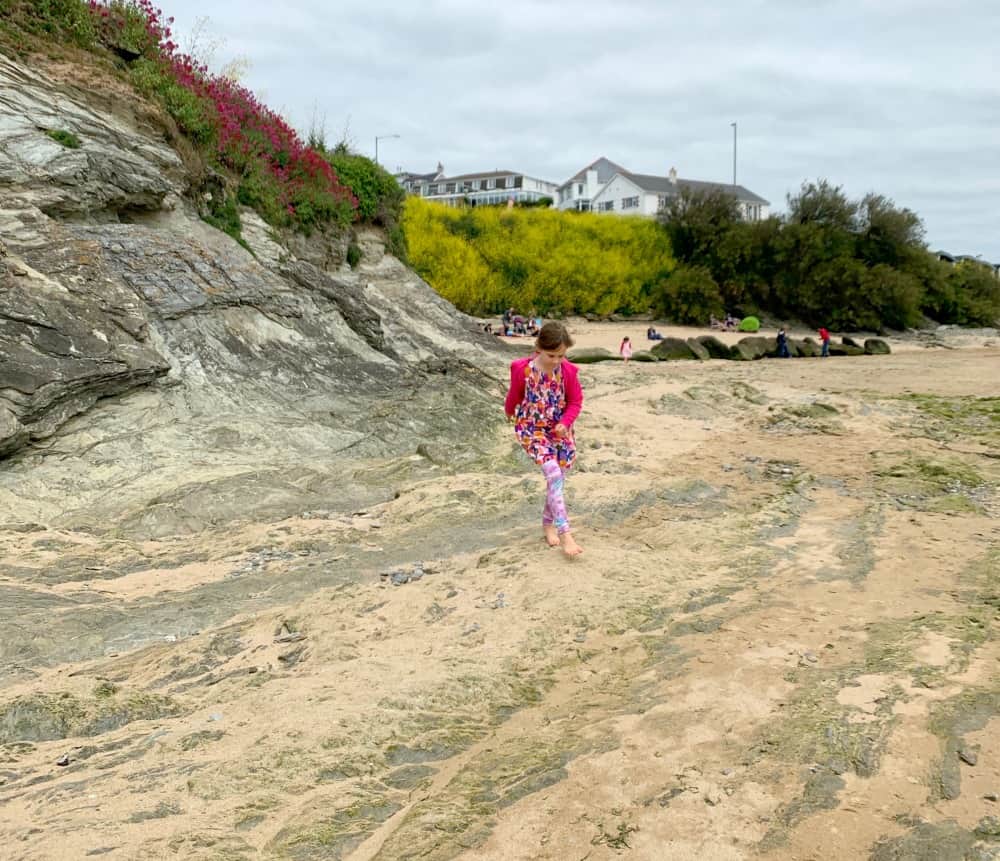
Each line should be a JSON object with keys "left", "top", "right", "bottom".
{"left": 651, "top": 337, "right": 699, "bottom": 360}
{"left": 695, "top": 335, "right": 731, "bottom": 359}
{"left": 842, "top": 336, "right": 862, "bottom": 348}
{"left": 686, "top": 338, "right": 711, "bottom": 361}
{"left": 864, "top": 338, "right": 891, "bottom": 355}
{"left": 730, "top": 336, "right": 776, "bottom": 361}
{"left": 828, "top": 342, "right": 865, "bottom": 357}
{"left": 632, "top": 350, "right": 660, "bottom": 362}
{"left": 567, "top": 347, "right": 619, "bottom": 364}
{"left": 797, "top": 337, "right": 821, "bottom": 357}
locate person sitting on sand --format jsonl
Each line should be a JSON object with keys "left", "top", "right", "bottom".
{"left": 646, "top": 326, "right": 664, "bottom": 341}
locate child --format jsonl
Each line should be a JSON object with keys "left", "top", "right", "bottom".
{"left": 619, "top": 336, "right": 633, "bottom": 363}
{"left": 504, "top": 321, "right": 584, "bottom": 557}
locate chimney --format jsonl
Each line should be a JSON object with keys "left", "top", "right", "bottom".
{"left": 436, "top": 161, "right": 444, "bottom": 178}
{"left": 668, "top": 166, "right": 677, "bottom": 185}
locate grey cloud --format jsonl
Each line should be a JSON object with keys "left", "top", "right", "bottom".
{"left": 156, "top": 0, "right": 1000, "bottom": 258}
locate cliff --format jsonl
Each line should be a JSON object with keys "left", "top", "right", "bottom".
{"left": 0, "top": 50, "right": 505, "bottom": 537}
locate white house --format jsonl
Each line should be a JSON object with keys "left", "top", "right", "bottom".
{"left": 397, "top": 164, "right": 559, "bottom": 207}
{"left": 589, "top": 167, "right": 770, "bottom": 221}
{"left": 555, "top": 156, "right": 628, "bottom": 212}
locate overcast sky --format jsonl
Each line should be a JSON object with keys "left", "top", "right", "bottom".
{"left": 161, "top": 0, "right": 999, "bottom": 260}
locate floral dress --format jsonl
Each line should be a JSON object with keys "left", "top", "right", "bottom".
{"left": 513, "top": 360, "right": 576, "bottom": 469}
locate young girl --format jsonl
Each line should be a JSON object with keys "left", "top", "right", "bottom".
{"left": 619, "top": 336, "right": 633, "bottom": 363}
{"left": 504, "top": 321, "right": 584, "bottom": 557}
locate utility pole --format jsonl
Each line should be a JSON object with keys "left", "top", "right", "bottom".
{"left": 731, "top": 121, "right": 737, "bottom": 186}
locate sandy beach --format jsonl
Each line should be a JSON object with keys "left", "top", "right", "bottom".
{"left": 1, "top": 326, "right": 998, "bottom": 860}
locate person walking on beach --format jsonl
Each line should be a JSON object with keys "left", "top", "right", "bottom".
{"left": 777, "top": 328, "right": 790, "bottom": 358}
{"left": 619, "top": 336, "right": 633, "bottom": 364}
{"left": 504, "top": 321, "right": 584, "bottom": 557}
{"left": 818, "top": 326, "right": 831, "bottom": 357}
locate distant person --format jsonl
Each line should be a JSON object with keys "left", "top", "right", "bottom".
{"left": 619, "top": 336, "right": 633, "bottom": 363}
{"left": 646, "top": 326, "right": 664, "bottom": 341}
{"left": 777, "top": 327, "right": 790, "bottom": 358}
{"left": 818, "top": 326, "right": 831, "bottom": 357}
{"left": 504, "top": 321, "right": 584, "bottom": 558}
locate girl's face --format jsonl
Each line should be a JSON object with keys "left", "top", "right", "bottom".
{"left": 536, "top": 344, "right": 567, "bottom": 372}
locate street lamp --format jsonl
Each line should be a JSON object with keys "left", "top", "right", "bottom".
{"left": 731, "top": 121, "right": 737, "bottom": 186}
{"left": 375, "top": 133, "right": 400, "bottom": 166}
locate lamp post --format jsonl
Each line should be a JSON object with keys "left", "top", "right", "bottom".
{"left": 374, "top": 133, "right": 400, "bottom": 166}
{"left": 731, "top": 121, "right": 737, "bottom": 186}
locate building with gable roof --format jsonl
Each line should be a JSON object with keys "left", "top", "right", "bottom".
{"left": 590, "top": 166, "right": 770, "bottom": 221}
{"left": 555, "top": 156, "right": 628, "bottom": 212}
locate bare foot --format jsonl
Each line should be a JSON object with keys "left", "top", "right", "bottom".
{"left": 543, "top": 525, "right": 560, "bottom": 547}
{"left": 560, "top": 532, "right": 583, "bottom": 557}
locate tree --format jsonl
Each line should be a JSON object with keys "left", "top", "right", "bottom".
{"left": 656, "top": 265, "right": 724, "bottom": 324}
{"left": 787, "top": 180, "right": 858, "bottom": 231}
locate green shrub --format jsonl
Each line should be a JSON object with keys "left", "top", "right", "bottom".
{"left": 656, "top": 265, "right": 723, "bottom": 324}
{"left": 738, "top": 315, "right": 761, "bottom": 332}
{"left": 202, "top": 189, "right": 248, "bottom": 251}
{"left": 130, "top": 58, "right": 217, "bottom": 147}
{"left": 324, "top": 152, "right": 403, "bottom": 225}
{"left": 346, "top": 242, "right": 362, "bottom": 268}
{"left": 45, "top": 128, "right": 81, "bottom": 148}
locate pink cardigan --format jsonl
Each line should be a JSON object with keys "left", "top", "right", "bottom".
{"left": 504, "top": 356, "right": 583, "bottom": 427}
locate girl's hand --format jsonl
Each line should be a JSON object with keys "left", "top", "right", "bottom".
{"left": 553, "top": 423, "right": 568, "bottom": 438}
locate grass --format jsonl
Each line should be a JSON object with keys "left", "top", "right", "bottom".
{"left": 45, "top": 128, "right": 81, "bottom": 148}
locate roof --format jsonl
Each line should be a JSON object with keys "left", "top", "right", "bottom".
{"left": 622, "top": 171, "right": 770, "bottom": 205}
{"left": 399, "top": 169, "right": 556, "bottom": 184}
{"left": 562, "top": 156, "right": 629, "bottom": 187}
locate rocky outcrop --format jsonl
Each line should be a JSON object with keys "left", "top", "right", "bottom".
{"left": 0, "top": 51, "right": 504, "bottom": 535}
{"left": 730, "top": 336, "right": 776, "bottom": 361}
{"left": 567, "top": 347, "right": 618, "bottom": 364}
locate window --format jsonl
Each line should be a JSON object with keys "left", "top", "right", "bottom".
{"left": 598, "top": 200, "right": 614, "bottom": 212}
{"left": 487, "top": 178, "right": 496, "bottom": 189}
{"left": 428, "top": 184, "right": 438, "bottom": 195}
{"left": 657, "top": 195, "right": 668, "bottom": 209}
{"left": 622, "top": 196, "right": 639, "bottom": 209}
{"left": 445, "top": 183, "right": 456, "bottom": 193}
{"left": 496, "top": 177, "right": 506, "bottom": 189}
{"left": 577, "top": 183, "right": 584, "bottom": 195}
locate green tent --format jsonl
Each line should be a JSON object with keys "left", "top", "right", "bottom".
{"left": 737, "top": 315, "right": 760, "bottom": 332}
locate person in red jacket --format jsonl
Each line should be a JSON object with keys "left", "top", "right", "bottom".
{"left": 504, "top": 321, "right": 584, "bottom": 557}
{"left": 818, "top": 326, "right": 831, "bottom": 357}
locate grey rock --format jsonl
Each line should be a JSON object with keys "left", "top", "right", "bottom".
{"left": 695, "top": 334, "right": 731, "bottom": 359}
{"left": 686, "top": 338, "right": 711, "bottom": 361}
{"left": 730, "top": 336, "right": 776, "bottom": 361}
{"left": 651, "top": 337, "right": 699, "bottom": 360}
{"left": 865, "top": 338, "right": 892, "bottom": 355}
{"left": 566, "top": 347, "right": 618, "bottom": 364}
{"left": 959, "top": 748, "right": 979, "bottom": 766}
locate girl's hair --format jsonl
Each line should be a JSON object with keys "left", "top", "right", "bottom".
{"left": 536, "top": 321, "right": 574, "bottom": 351}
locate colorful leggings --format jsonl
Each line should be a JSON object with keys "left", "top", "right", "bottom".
{"left": 542, "top": 459, "right": 570, "bottom": 534}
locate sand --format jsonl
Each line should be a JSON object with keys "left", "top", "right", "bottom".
{"left": 1, "top": 326, "right": 998, "bottom": 860}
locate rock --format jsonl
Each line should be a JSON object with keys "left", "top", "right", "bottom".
{"left": 651, "top": 337, "right": 699, "bottom": 360}
{"left": 695, "top": 335, "right": 731, "bottom": 359}
{"left": 567, "top": 347, "right": 618, "bottom": 364}
{"left": 828, "top": 342, "right": 865, "bottom": 357}
{"left": 865, "top": 338, "right": 891, "bottom": 355}
{"left": 686, "top": 338, "right": 711, "bottom": 361}
{"left": 704, "top": 787, "right": 723, "bottom": 806}
{"left": 56, "top": 754, "right": 70, "bottom": 767}
{"left": 985, "top": 792, "right": 998, "bottom": 802}
{"left": 959, "top": 748, "right": 979, "bottom": 766}
{"left": 730, "top": 336, "right": 776, "bottom": 361}
{"left": 797, "top": 337, "right": 821, "bottom": 357}
{"left": 842, "top": 336, "right": 862, "bottom": 348}
{"left": 631, "top": 350, "right": 659, "bottom": 362}
{"left": 974, "top": 816, "right": 1000, "bottom": 839}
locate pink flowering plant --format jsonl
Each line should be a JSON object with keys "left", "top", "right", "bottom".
{"left": 30, "top": 0, "right": 358, "bottom": 232}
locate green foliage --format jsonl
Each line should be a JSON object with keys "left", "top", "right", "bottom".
{"left": 655, "top": 265, "right": 723, "bottom": 324}
{"left": 403, "top": 198, "right": 674, "bottom": 316}
{"left": 202, "top": 188, "right": 248, "bottom": 251}
{"left": 0, "top": 0, "right": 97, "bottom": 48}
{"left": 661, "top": 180, "right": 1000, "bottom": 330}
{"left": 324, "top": 152, "right": 404, "bottom": 225}
{"left": 130, "top": 58, "right": 217, "bottom": 146}
{"left": 346, "top": 242, "right": 362, "bottom": 269}
{"left": 45, "top": 128, "right": 81, "bottom": 148}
